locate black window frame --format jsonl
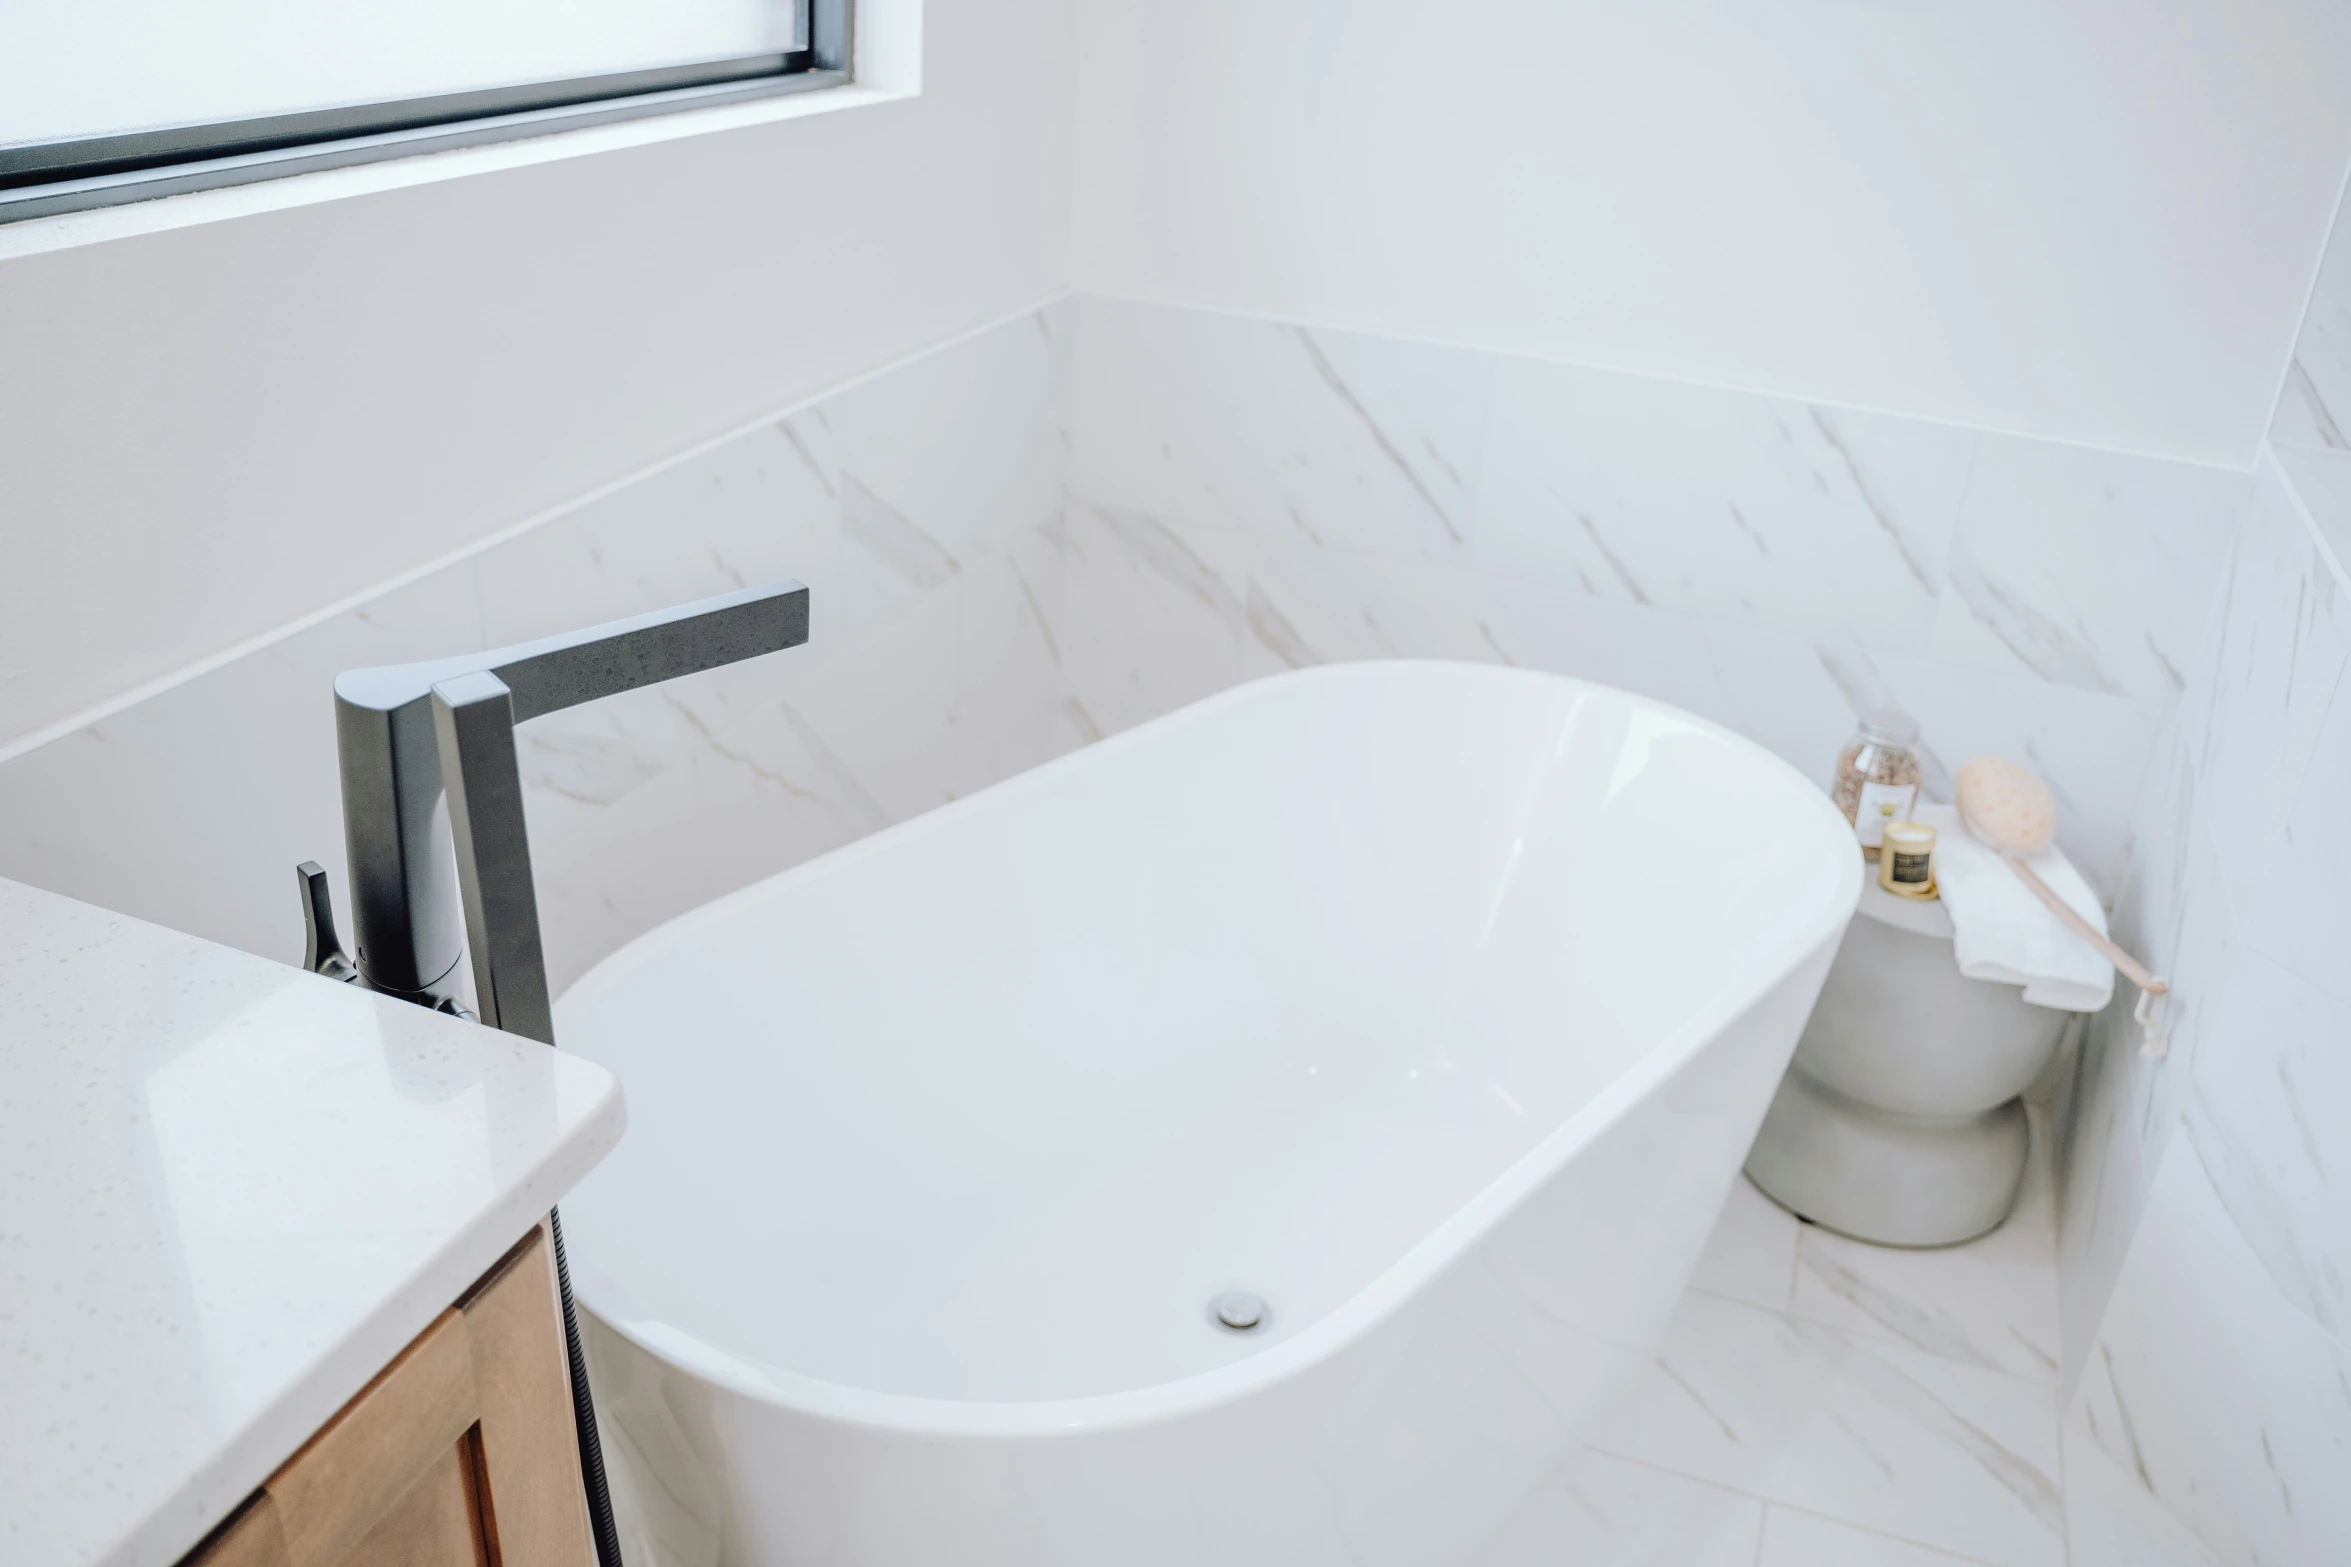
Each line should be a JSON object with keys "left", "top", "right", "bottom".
{"left": 0, "top": 0, "right": 848, "bottom": 225}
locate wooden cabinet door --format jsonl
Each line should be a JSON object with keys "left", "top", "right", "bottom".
{"left": 188, "top": 1224, "right": 594, "bottom": 1567}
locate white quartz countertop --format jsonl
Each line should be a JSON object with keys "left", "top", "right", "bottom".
{"left": 0, "top": 879, "right": 627, "bottom": 1567}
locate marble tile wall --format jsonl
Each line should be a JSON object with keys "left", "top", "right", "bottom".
{"left": 2068, "top": 1132, "right": 2351, "bottom": 1565}
{"left": 2049, "top": 177, "right": 2351, "bottom": 1558}
{"left": 1061, "top": 294, "right": 2254, "bottom": 896}
{"left": 2053, "top": 428, "right": 2351, "bottom": 1558}
{"left": 0, "top": 301, "right": 1075, "bottom": 995}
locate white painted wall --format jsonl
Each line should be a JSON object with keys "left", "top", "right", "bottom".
{"left": 0, "top": 0, "right": 1071, "bottom": 755}
{"left": 1069, "top": 0, "right": 2351, "bottom": 466}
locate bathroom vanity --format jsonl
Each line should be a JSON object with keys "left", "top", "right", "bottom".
{"left": 0, "top": 877, "right": 626, "bottom": 1567}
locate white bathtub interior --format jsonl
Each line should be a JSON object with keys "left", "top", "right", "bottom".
{"left": 557, "top": 662, "right": 1852, "bottom": 1413}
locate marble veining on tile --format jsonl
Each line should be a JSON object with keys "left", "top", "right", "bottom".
{"left": 2269, "top": 444, "right": 2351, "bottom": 590}
{"left": 1931, "top": 437, "right": 2249, "bottom": 705}
{"left": 1469, "top": 1448, "right": 1763, "bottom": 1567}
{"left": 1053, "top": 503, "right": 1246, "bottom": 741}
{"left": 1671, "top": 1156, "right": 2225, "bottom": 1567}
{"left": 2062, "top": 1414, "right": 2226, "bottom": 1567}
{"left": 1290, "top": 324, "right": 1481, "bottom": 548}
{"left": 2273, "top": 190, "right": 2351, "bottom": 457}
{"left": 1758, "top": 1507, "right": 1993, "bottom": 1566}
{"left": 1068, "top": 296, "right": 1491, "bottom": 564}
{"left": 2270, "top": 359, "right": 2349, "bottom": 452}
{"left": 2048, "top": 419, "right": 2351, "bottom": 1563}
{"left": 2070, "top": 1131, "right": 2351, "bottom": 1566}
{"left": 840, "top": 472, "right": 963, "bottom": 591}
{"left": 1588, "top": 1289, "right": 2066, "bottom": 1566}
{"left": 2229, "top": 608, "right": 2351, "bottom": 1006}
{"left": 2058, "top": 815, "right": 2235, "bottom": 1364}
{"left": 952, "top": 528, "right": 1071, "bottom": 796}
{"left": 1058, "top": 297, "right": 2216, "bottom": 905}
{"left": 2184, "top": 459, "right": 2351, "bottom": 931}
{"left": 1471, "top": 357, "right": 1974, "bottom": 652}
{"left": 1792, "top": 1114, "right": 2063, "bottom": 1384}
{"left": 2180, "top": 945, "right": 2351, "bottom": 1341}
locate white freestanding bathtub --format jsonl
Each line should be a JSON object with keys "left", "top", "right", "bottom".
{"left": 557, "top": 662, "right": 1860, "bottom": 1567}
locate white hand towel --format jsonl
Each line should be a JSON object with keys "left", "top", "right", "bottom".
{"left": 1915, "top": 802, "right": 2114, "bottom": 1013}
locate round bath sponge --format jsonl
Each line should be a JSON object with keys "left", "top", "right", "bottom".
{"left": 1955, "top": 755, "right": 2057, "bottom": 855}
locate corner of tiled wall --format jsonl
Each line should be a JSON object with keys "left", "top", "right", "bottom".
{"left": 2048, "top": 209, "right": 2351, "bottom": 1557}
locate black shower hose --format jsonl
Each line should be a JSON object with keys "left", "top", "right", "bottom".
{"left": 547, "top": 1205, "right": 625, "bottom": 1567}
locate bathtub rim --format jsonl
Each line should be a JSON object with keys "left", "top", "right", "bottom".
{"left": 561, "top": 660, "right": 1863, "bottom": 1438}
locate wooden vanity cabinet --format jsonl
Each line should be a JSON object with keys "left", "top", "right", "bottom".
{"left": 185, "top": 1225, "right": 595, "bottom": 1567}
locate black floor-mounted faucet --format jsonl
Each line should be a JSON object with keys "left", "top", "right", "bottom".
{"left": 296, "top": 578, "right": 811, "bottom": 1567}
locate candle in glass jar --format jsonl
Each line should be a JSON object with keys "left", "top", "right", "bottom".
{"left": 1878, "top": 819, "right": 1938, "bottom": 898}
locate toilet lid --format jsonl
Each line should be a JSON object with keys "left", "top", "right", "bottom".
{"left": 1853, "top": 874, "right": 1955, "bottom": 939}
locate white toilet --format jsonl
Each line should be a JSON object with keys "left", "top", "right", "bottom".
{"left": 1744, "top": 877, "right": 2071, "bottom": 1247}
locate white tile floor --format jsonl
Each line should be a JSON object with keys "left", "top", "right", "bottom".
{"left": 1480, "top": 1122, "right": 2084, "bottom": 1566}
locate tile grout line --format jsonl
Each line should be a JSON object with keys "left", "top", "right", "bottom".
{"left": 1768, "top": 1258, "right": 2068, "bottom": 1387}
{"left": 1580, "top": 1444, "right": 1778, "bottom": 1510}
{"left": 2263, "top": 442, "right": 2351, "bottom": 606}
{"left": 1697, "top": 1180, "right": 2070, "bottom": 1391}
{"left": 1626, "top": 1296, "right": 2068, "bottom": 1550}
{"left": 1595, "top": 1442, "right": 2034, "bottom": 1567}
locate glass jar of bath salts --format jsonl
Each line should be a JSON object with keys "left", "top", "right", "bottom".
{"left": 1832, "top": 708, "right": 1923, "bottom": 857}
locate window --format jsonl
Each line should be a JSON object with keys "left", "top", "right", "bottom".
{"left": 0, "top": 0, "right": 846, "bottom": 223}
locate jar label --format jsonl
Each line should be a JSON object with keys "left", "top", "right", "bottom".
{"left": 1854, "top": 781, "right": 1918, "bottom": 847}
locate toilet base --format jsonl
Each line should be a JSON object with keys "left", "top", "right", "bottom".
{"left": 1743, "top": 1064, "right": 2027, "bottom": 1248}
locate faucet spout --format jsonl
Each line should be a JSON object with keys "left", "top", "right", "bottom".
{"left": 306, "top": 577, "right": 807, "bottom": 1567}
{"left": 328, "top": 579, "right": 810, "bottom": 1010}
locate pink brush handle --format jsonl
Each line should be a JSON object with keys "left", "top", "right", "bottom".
{"left": 2002, "top": 853, "right": 2168, "bottom": 995}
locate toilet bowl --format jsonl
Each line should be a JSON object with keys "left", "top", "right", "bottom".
{"left": 1744, "top": 876, "right": 2071, "bottom": 1247}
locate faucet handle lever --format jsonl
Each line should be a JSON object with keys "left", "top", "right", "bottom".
{"left": 295, "top": 861, "right": 360, "bottom": 983}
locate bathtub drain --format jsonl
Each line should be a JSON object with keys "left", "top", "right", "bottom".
{"left": 1209, "top": 1291, "right": 1268, "bottom": 1332}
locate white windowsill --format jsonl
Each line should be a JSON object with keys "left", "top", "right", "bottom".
{"left": 0, "top": 0, "right": 921, "bottom": 262}
{"left": 0, "top": 81, "right": 905, "bottom": 263}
